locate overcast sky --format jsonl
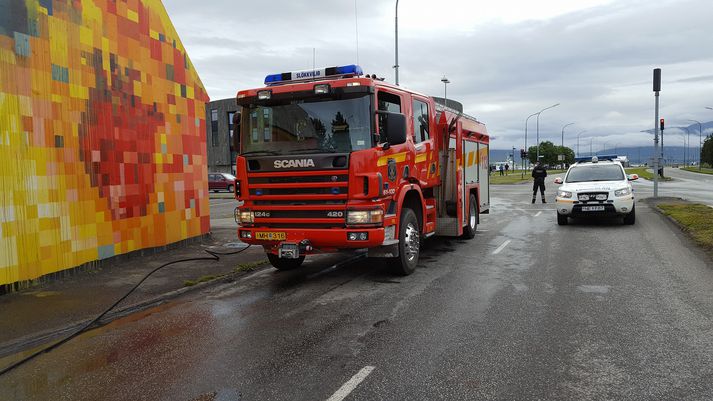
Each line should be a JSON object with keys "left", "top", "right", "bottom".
{"left": 164, "top": 0, "right": 712, "bottom": 151}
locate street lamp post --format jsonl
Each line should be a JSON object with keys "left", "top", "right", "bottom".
{"left": 441, "top": 76, "right": 450, "bottom": 108}
{"left": 394, "top": 0, "right": 399, "bottom": 85}
{"left": 590, "top": 137, "right": 593, "bottom": 156}
{"left": 561, "top": 122, "right": 574, "bottom": 149}
{"left": 535, "top": 103, "right": 560, "bottom": 161}
{"left": 688, "top": 118, "right": 703, "bottom": 171}
{"left": 576, "top": 130, "right": 586, "bottom": 157}
{"left": 523, "top": 112, "right": 538, "bottom": 177}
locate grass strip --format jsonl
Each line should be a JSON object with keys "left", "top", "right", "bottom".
{"left": 658, "top": 203, "right": 713, "bottom": 251}
{"left": 681, "top": 167, "right": 713, "bottom": 175}
{"left": 625, "top": 167, "right": 672, "bottom": 181}
{"left": 490, "top": 170, "right": 566, "bottom": 185}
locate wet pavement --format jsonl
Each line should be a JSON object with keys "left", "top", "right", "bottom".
{"left": 2, "top": 183, "right": 713, "bottom": 400}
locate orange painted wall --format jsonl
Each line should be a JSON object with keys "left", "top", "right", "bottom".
{"left": 0, "top": 0, "right": 210, "bottom": 285}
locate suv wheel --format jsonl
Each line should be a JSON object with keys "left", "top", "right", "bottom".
{"left": 226, "top": 184, "right": 233, "bottom": 193}
{"left": 557, "top": 213, "right": 568, "bottom": 226}
{"left": 623, "top": 206, "right": 636, "bottom": 225}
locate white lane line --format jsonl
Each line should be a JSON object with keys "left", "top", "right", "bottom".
{"left": 326, "top": 366, "right": 375, "bottom": 401}
{"left": 492, "top": 240, "right": 511, "bottom": 255}
{"left": 534, "top": 211, "right": 542, "bottom": 217}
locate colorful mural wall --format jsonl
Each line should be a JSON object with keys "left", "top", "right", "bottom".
{"left": 0, "top": 0, "right": 210, "bottom": 287}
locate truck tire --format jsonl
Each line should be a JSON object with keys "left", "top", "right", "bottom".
{"left": 557, "top": 213, "right": 568, "bottom": 226}
{"left": 267, "top": 253, "right": 305, "bottom": 271}
{"left": 462, "top": 194, "right": 477, "bottom": 239}
{"left": 391, "top": 208, "right": 420, "bottom": 275}
{"left": 623, "top": 206, "right": 636, "bottom": 225}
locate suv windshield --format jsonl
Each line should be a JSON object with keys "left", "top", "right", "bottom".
{"left": 240, "top": 94, "right": 372, "bottom": 156}
{"left": 566, "top": 164, "right": 625, "bottom": 183}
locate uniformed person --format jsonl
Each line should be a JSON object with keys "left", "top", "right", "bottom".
{"left": 531, "top": 161, "right": 547, "bottom": 203}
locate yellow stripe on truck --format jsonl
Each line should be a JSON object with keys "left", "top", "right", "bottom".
{"left": 377, "top": 152, "right": 407, "bottom": 166}
{"left": 415, "top": 153, "right": 428, "bottom": 163}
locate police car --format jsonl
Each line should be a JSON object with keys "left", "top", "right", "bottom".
{"left": 554, "top": 156, "right": 638, "bottom": 225}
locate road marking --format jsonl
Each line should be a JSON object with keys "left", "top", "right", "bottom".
{"left": 326, "top": 366, "right": 375, "bottom": 401}
{"left": 534, "top": 211, "right": 542, "bottom": 217}
{"left": 492, "top": 240, "right": 511, "bottom": 255}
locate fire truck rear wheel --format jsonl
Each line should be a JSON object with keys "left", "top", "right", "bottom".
{"left": 392, "top": 208, "right": 420, "bottom": 276}
{"left": 267, "top": 253, "right": 305, "bottom": 271}
{"left": 462, "top": 194, "right": 477, "bottom": 239}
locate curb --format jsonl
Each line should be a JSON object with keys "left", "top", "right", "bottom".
{"left": 0, "top": 256, "right": 270, "bottom": 360}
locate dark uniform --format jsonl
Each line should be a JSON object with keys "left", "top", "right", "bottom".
{"left": 531, "top": 163, "right": 547, "bottom": 203}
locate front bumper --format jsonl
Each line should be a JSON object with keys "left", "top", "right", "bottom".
{"left": 237, "top": 226, "right": 388, "bottom": 253}
{"left": 555, "top": 196, "right": 635, "bottom": 216}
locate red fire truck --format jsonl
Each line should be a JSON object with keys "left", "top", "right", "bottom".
{"left": 232, "top": 65, "right": 489, "bottom": 275}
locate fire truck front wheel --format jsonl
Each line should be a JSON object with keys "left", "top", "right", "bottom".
{"left": 267, "top": 253, "right": 305, "bottom": 271}
{"left": 392, "top": 208, "right": 420, "bottom": 276}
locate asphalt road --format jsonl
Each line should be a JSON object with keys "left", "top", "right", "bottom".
{"left": 2, "top": 182, "right": 713, "bottom": 400}
{"left": 632, "top": 167, "right": 713, "bottom": 205}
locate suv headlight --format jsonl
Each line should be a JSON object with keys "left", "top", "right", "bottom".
{"left": 346, "top": 209, "right": 384, "bottom": 226}
{"left": 238, "top": 209, "right": 253, "bottom": 224}
{"left": 614, "top": 187, "right": 631, "bottom": 197}
{"left": 557, "top": 190, "right": 572, "bottom": 198}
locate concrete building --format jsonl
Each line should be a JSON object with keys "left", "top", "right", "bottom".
{"left": 206, "top": 98, "right": 239, "bottom": 174}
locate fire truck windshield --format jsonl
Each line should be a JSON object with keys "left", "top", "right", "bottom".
{"left": 239, "top": 94, "right": 373, "bottom": 156}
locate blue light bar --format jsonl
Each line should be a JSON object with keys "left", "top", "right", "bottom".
{"left": 575, "top": 154, "right": 619, "bottom": 163}
{"left": 264, "top": 64, "right": 363, "bottom": 85}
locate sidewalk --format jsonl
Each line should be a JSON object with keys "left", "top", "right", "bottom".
{"left": 0, "top": 223, "right": 267, "bottom": 358}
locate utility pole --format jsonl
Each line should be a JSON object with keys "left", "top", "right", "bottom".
{"left": 652, "top": 68, "right": 661, "bottom": 197}
{"left": 394, "top": 0, "right": 399, "bottom": 85}
{"left": 688, "top": 119, "right": 703, "bottom": 171}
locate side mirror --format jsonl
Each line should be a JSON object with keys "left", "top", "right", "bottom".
{"left": 377, "top": 111, "right": 407, "bottom": 149}
{"left": 627, "top": 174, "right": 639, "bottom": 181}
{"left": 554, "top": 177, "right": 563, "bottom": 184}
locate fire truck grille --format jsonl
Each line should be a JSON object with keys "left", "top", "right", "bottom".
{"left": 246, "top": 171, "right": 349, "bottom": 228}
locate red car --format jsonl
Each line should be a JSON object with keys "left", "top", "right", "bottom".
{"left": 208, "top": 172, "right": 236, "bottom": 193}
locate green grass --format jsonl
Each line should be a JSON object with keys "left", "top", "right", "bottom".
{"left": 625, "top": 167, "right": 672, "bottom": 181}
{"left": 682, "top": 167, "right": 713, "bottom": 175}
{"left": 658, "top": 203, "right": 713, "bottom": 251}
{"left": 490, "top": 170, "right": 566, "bottom": 185}
{"left": 184, "top": 275, "right": 218, "bottom": 287}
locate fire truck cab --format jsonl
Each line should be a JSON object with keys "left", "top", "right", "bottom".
{"left": 232, "top": 65, "right": 489, "bottom": 275}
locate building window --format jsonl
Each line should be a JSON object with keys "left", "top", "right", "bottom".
{"left": 211, "top": 109, "right": 219, "bottom": 147}
{"left": 412, "top": 99, "right": 429, "bottom": 143}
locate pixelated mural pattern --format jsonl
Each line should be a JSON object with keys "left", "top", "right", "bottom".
{"left": 0, "top": 0, "right": 210, "bottom": 286}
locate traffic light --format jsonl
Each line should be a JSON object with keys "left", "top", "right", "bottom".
{"left": 520, "top": 149, "right": 525, "bottom": 158}
{"left": 660, "top": 118, "right": 665, "bottom": 131}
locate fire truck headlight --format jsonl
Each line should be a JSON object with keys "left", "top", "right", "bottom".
{"left": 238, "top": 210, "right": 253, "bottom": 224}
{"left": 346, "top": 209, "right": 383, "bottom": 225}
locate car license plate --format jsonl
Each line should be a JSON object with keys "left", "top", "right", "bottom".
{"left": 255, "top": 231, "right": 286, "bottom": 241}
{"left": 581, "top": 206, "right": 605, "bottom": 211}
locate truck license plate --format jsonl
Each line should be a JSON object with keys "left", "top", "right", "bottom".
{"left": 256, "top": 231, "right": 286, "bottom": 241}
{"left": 278, "top": 242, "right": 300, "bottom": 259}
{"left": 581, "top": 206, "right": 605, "bottom": 211}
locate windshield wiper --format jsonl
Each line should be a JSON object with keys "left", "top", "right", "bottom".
{"left": 240, "top": 150, "right": 281, "bottom": 156}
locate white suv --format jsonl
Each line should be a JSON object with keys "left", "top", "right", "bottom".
{"left": 554, "top": 157, "right": 638, "bottom": 226}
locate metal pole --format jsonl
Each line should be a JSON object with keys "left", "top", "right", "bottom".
{"left": 653, "top": 92, "right": 659, "bottom": 197}
{"left": 694, "top": 116, "right": 706, "bottom": 170}
{"left": 576, "top": 130, "right": 586, "bottom": 157}
{"left": 561, "top": 122, "right": 574, "bottom": 149}
{"left": 590, "top": 137, "right": 593, "bottom": 156}
{"left": 394, "top": 0, "right": 399, "bottom": 85}
{"left": 523, "top": 112, "right": 537, "bottom": 177}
